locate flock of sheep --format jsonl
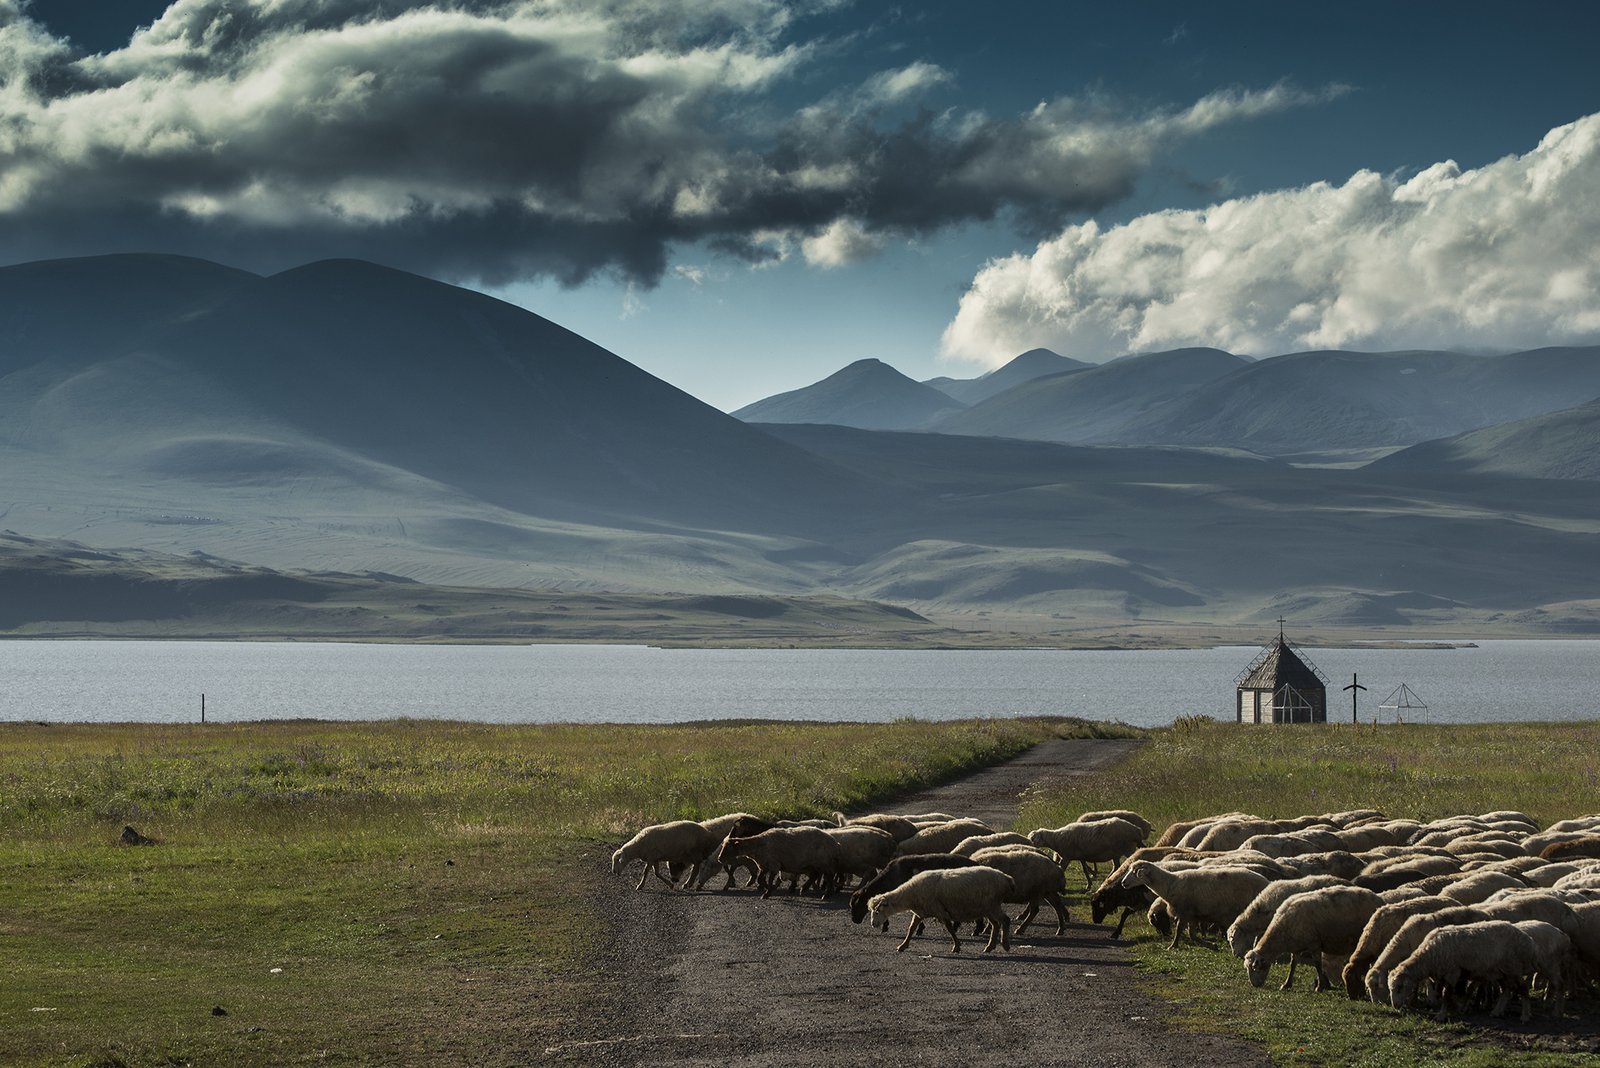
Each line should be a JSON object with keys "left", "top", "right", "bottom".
{"left": 612, "top": 806, "right": 1600, "bottom": 1025}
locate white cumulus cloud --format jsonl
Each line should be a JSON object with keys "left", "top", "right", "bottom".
{"left": 942, "top": 112, "right": 1600, "bottom": 368}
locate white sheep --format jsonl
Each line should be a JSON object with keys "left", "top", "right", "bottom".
{"left": 1226, "top": 875, "right": 1349, "bottom": 958}
{"left": 867, "top": 866, "right": 1016, "bottom": 953}
{"left": 716, "top": 827, "right": 843, "bottom": 899}
{"left": 835, "top": 812, "right": 921, "bottom": 842}
{"left": 1155, "top": 812, "right": 1256, "bottom": 848}
{"left": 1388, "top": 920, "right": 1539, "bottom": 1020}
{"left": 1511, "top": 920, "right": 1573, "bottom": 1018}
{"left": 1439, "top": 870, "right": 1528, "bottom": 905}
{"left": 611, "top": 820, "right": 719, "bottom": 891}
{"left": 1275, "top": 851, "right": 1366, "bottom": 880}
{"left": 1341, "top": 895, "right": 1460, "bottom": 999}
{"left": 825, "top": 825, "right": 899, "bottom": 885}
{"left": 1362, "top": 905, "right": 1485, "bottom": 1004}
{"left": 894, "top": 818, "right": 993, "bottom": 857}
{"left": 1029, "top": 816, "right": 1147, "bottom": 888}
{"left": 1243, "top": 885, "right": 1385, "bottom": 991}
{"left": 970, "top": 845, "right": 1071, "bottom": 935}
{"left": 1121, "top": 861, "right": 1270, "bottom": 949}
{"left": 952, "top": 832, "right": 1035, "bottom": 856}
{"left": 1077, "top": 809, "right": 1154, "bottom": 838}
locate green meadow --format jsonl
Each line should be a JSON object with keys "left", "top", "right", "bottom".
{"left": 1019, "top": 719, "right": 1600, "bottom": 1068}
{"left": 7, "top": 717, "right": 1600, "bottom": 1067}
{"left": 0, "top": 716, "right": 1104, "bottom": 1067}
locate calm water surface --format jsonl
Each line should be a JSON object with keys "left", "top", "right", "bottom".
{"left": 1, "top": 639, "right": 1595, "bottom": 726}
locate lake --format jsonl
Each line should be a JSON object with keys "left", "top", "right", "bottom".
{"left": 1, "top": 639, "right": 1595, "bottom": 726}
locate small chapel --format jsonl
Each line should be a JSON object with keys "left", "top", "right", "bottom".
{"left": 1234, "top": 621, "right": 1329, "bottom": 725}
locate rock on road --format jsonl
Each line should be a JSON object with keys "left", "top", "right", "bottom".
{"left": 572, "top": 738, "right": 1274, "bottom": 1067}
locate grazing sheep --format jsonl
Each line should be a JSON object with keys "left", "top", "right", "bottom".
{"left": 867, "top": 867, "right": 1016, "bottom": 953}
{"left": 1243, "top": 885, "right": 1385, "bottom": 991}
{"left": 1439, "top": 870, "right": 1528, "bottom": 905}
{"left": 1276, "top": 852, "right": 1366, "bottom": 880}
{"left": 1122, "top": 861, "right": 1271, "bottom": 949}
{"left": 1193, "top": 819, "right": 1280, "bottom": 853}
{"left": 1543, "top": 836, "right": 1600, "bottom": 863}
{"left": 1030, "top": 817, "right": 1147, "bottom": 888}
{"left": 1078, "top": 809, "right": 1154, "bottom": 838}
{"left": 970, "top": 845, "right": 1071, "bottom": 936}
{"left": 895, "top": 819, "right": 993, "bottom": 857}
{"left": 1388, "top": 920, "right": 1539, "bottom": 1021}
{"left": 1157, "top": 812, "right": 1255, "bottom": 848}
{"left": 1089, "top": 847, "right": 1197, "bottom": 938}
{"left": 1511, "top": 920, "right": 1574, "bottom": 1018}
{"left": 824, "top": 825, "right": 898, "bottom": 885}
{"left": 1525, "top": 861, "right": 1590, "bottom": 888}
{"left": 1226, "top": 875, "right": 1350, "bottom": 958}
{"left": 849, "top": 853, "right": 979, "bottom": 928}
{"left": 836, "top": 812, "right": 921, "bottom": 843}
{"left": 716, "top": 827, "right": 843, "bottom": 899}
{"left": 612, "top": 820, "right": 719, "bottom": 891}
{"left": 1354, "top": 855, "right": 1463, "bottom": 893}
{"left": 1363, "top": 905, "right": 1485, "bottom": 1005}
{"left": 1341, "top": 895, "right": 1460, "bottom": 999}
{"left": 952, "top": 832, "right": 1035, "bottom": 856}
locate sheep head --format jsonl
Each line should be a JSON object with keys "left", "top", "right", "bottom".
{"left": 1242, "top": 950, "right": 1271, "bottom": 988}
{"left": 1121, "top": 862, "right": 1152, "bottom": 888}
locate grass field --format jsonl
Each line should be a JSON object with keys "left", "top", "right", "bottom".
{"left": 0, "top": 716, "right": 1109, "bottom": 1067}
{"left": 1017, "top": 719, "right": 1600, "bottom": 1068}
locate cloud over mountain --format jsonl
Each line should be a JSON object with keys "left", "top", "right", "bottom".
{"left": 942, "top": 112, "right": 1600, "bottom": 368}
{"left": 0, "top": 0, "right": 1319, "bottom": 285}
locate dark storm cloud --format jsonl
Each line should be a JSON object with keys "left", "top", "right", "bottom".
{"left": 0, "top": 0, "right": 1325, "bottom": 284}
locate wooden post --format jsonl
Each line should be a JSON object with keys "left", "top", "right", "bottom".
{"left": 1342, "top": 673, "right": 1366, "bottom": 725}
{"left": 201, "top": 693, "right": 206, "bottom": 724}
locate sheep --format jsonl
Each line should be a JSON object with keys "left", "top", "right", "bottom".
{"left": 835, "top": 812, "right": 921, "bottom": 842}
{"left": 1363, "top": 905, "right": 1486, "bottom": 1005}
{"left": 1226, "top": 875, "right": 1350, "bottom": 958}
{"left": 1243, "top": 885, "right": 1385, "bottom": 991}
{"left": 1275, "top": 852, "right": 1366, "bottom": 880}
{"left": 1157, "top": 812, "right": 1256, "bottom": 848}
{"left": 716, "top": 827, "right": 842, "bottom": 899}
{"left": 1525, "top": 861, "right": 1590, "bottom": 888}
{"left": 1511, "top": 920, "right": 1575, "bottom": 1018}
{"left": 849, "top": 853, "right": 980, "bottom": 928}
{"left": 1089, "top": 846, "right": 1197, "bottom": 938}
{"left": 683, "top": 812, "right": 760, "bottom": 889}
{"left": 952, "top": 832, "right": 1035, "bottom": 857}
{"left": 1439, "top": 870, "right": 1528, "bottom": 905}
{"left": 1341, "top": 895, "right": 1460, "bottom": 999}
{"left": 894, "top": 818, "right": 993, "bottom": 857}
{"left": 867, "top": 867, "right": 1016, "bottom": 953}
{"left": 1077, "top": 809, "right": 1154, "bottom": 838}
{"left": 1030, "top": 817, "right": 1147, "bottom": 888}
{"left": 612, "top": 820, "right": 719, "bottom": 891}
{"left": 825, "top": 825, "right": 898, "bottom": 885}
{"left": 1543, "top": 836, "right": 1600, "bottom": 863}
{"left": 1122, "top": 861, "right": 1271, "bottom": 949}
{"left": 1388, "top": 920, "right": 1540, "bottom": 1021}
{"left": 1193, "top": 819, "right": 1281, "bottom": 853}
{"left": 1354, "top": 855, "right": 1463, "bottom": 893}
{"left": 970, "top": 845, "right": 1071, "bottom": 936}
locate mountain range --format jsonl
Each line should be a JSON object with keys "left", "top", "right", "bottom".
{"left": 737, "top": 344, "right": 1600, "bottom": 461}
{"left": 3, "top": 253, "right": 1598, "bottom": 636}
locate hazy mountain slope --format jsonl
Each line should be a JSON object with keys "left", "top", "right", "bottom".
{"left": 1371, "top": 397, "right": 1600, "bottom": 481}
{"left": 923, "top": 348, "right": 1091, "bottom": 405}
{"left": 0, "top": 255, "right": 887, "bottom": 540}
{"left": 731, "top": 358, "right": 966, "bottom": 430}
{"left": 932, "top": 347, "right": 1249, "bottom": 442}
{"left": 1115, "top": 347, "right": 1600, "bottom": 454}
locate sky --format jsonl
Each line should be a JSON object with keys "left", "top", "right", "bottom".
{"left": 5, "top": 1, "right": 1600, "bottom": 410}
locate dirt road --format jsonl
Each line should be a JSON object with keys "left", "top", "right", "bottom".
{"left": 571, "top": 738, "right": 1275, "bottom": 1067}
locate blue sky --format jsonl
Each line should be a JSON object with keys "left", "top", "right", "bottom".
{"left": 11, "top": 1, "right": 1600, "bottom": 409}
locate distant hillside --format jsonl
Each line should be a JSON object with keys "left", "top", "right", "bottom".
{"left": 1113, "top": 347, "right": 1600, "bottom": 454}
{"left": 1371, "top": 397, "right": 1600, "bottom": 480}
{"left": 923, "top": 348, "right": 1090, "bottom": 405}
{"left": 933, "top": 347, "right": 1249, "bottom": 442}
{"left": 731, "top": 358, "right": 966, "bottom": 430}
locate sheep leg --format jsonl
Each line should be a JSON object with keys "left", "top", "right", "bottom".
{"left": 944, "top": 920, "right": 963, "bottom": 953}
{"left": 897, "top": 915, "right": 920, "bottom": 952}
{"left": 1112, "top": 907, "right": 1131, "bottom": 940}
{"left": 1168, "top": 921, "right": 1184, "bottom": 950}
{"left": 1015, "top": 902, "right": 1038, "bottom": 936}
{"left": 1047, "top": 892, "right": 1070, "bottom": 935}
{"left": 1280, "top": 956, "right": 1298, "bottom": 992}
{"left": 682, "top": 861, "right": 703, "bottom": 891}
{"left": 634, "top": 864, "right": 650, "bottom": 891}
{"left": 650, "top": 862, "right": 677, "bottom": 889}
{"left": 1079, "top": 860, "right": 1095, "bottom": 890}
